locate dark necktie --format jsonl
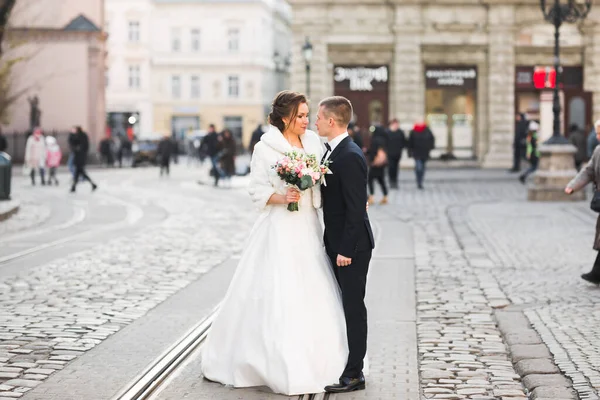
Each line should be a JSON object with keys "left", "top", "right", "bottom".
{"left": 321, "top": 143, "right": 331, "bottom": 164}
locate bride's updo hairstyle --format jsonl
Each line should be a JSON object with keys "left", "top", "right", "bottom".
{"left": 268, "top": 90, "right": 307, "bottom": 133}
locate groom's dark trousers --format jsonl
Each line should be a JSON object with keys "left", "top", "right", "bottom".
{"left": 322, "top": 136, "right": 375, "bottom": 380}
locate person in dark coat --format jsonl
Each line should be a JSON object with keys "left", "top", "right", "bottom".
{"left": 511, "top": 112, "right": 529, "bottom": 172}
{"left": 348, "top": 123, "right": 364, "bottom": 154}
{"left": 588, "top": 120, "right": 600, "bottom": 159}
{"left": 566, "top": 126, "right": 600, "bottom": 285}
{"left": 220, "top": 129, "right": 237, "bottom": 183}
{"left": 0, "top": 131, "right": 7, "bottom": 153}
{"left": 569, "top": 123, "right": 587, "bottom": 171}
{"left": 201, "top": 124, "right": 224, "bottom": 186}
{"left": 69, "top": 126, "right": 97, "bottom": 193}
{"left": 408, "top": 121, "right": 435, "bottom": 190}
{"left": 385, "top": 118, "right": 406, "bottom": 189}
{"left": 98, "top": 134, "right": 114, "bottom": 167}
{"left": 518, "top": 121, "right": 540, "bottom": 184}
{"left": 366, "top": 125, "right": 389, "bottom": 205}
{"left": 249, "top": 124, "right": 264, "bottom": 155}
{"left": 157, "top": 134, "right": 174, "bottom": 177}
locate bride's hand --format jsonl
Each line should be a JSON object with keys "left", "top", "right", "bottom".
{"left": 285, "top": 187, "right": 301, "bottom": 204}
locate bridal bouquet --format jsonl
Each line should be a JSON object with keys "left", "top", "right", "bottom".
{"left": 272, "top": 151, "right": 330, "bottom": 212}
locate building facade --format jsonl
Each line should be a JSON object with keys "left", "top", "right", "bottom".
{"left": 289, "top": 0, "right": 600, "bottom": 167}
{"left": 148, "top": 0, "right": 291, "bottom": 146}
{"left": 105, "top": 0, "right": 153, "bottom": 140}
{"left": 2, "top": 0, "right": 106, "bottom": 154}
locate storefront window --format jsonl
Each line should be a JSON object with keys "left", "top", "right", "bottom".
{"left": 425, "top": 66, "right": 477, "bottom": 160}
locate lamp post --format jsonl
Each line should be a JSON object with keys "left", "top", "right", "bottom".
{"left": 540, "top": 0, "right": 591, "bottom": 144}
{"left": 302, "top": 37, "right": 313, "bottom": 99}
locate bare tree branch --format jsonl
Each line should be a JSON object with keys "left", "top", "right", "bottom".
{"left": 0, "top": 0, "right": 16, "bottom": 56}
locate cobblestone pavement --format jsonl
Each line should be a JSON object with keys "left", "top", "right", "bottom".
{"left": 3, "top": 167, "right": 600, "bottom": 400}
{"left": 374, "top": 175, "right": 599, "bottom": 400}
{"left": 0, "top": 167, "right": 256, "bottom": 399}
{"left": 0, "top": 196, "right": 51, "bottom": 237}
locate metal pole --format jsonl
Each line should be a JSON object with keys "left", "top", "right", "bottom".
{"left": 552, "top": 0, "right": 561, "bottom": 140}
{"left": 305, "top": 63, "right": 311, "bottom": 99}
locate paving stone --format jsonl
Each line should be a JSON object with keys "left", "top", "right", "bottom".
{"left": 510, "top": 344, "right": 552, "bottom": 363}
{"left": 522, "top": 374, "right": 572, "bottom": 390}
{"left": 531, "top": 386, "right": 577, "bottom": 399}
{"left": 2, "top": 379, "right": 41, "bottom": 388}
{"left": 515, "top": 359, "right": 560, "bottom": 376}
{"left": 505, "top": 331, "right": 542, "bottom": 346}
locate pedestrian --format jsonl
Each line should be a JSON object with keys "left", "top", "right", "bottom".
{"left": 0, "top": 130, "right": 7, "bottom": 153}
{"left": 565, "top": 127, "right": 600, "bottom": 285}
{"left": 386, "top": 118, "right": 406, "bottom": 189}
{"left": 201, "top": 124, "right": 224, "bottom": 186}
{"left": 69, "top": 126, "right": 98, "bottom": 193}
{"left": 408, "top": 120, "right": 435, "bottom": 190}
{"left": 157, "top": 133, "right": 174, "bottom": 177}
{"left": 220, "top": 129, "right": 237, "bottom": 185}
{"left": 367, "top": 125, "right": 389, "bottom": 205}
{"left": 67, "top": 127, "right": 78, "bottom": 179}
{"left": 24, "top": 128, "right": 47, "bottom": 186}
{"left": 98, "top": 134, "right": 114, "bottom": 167}
{"left": 518, "top": 121, "right": 540, "bottom": 184}
{"left": 348, "top": 123, "right": 364, "bottom": 151}
{"left": 510, "top": 112, "right": 529, "bottom": 172}
{"left": 117, "top": 134, "right": 132, "bottom": 168}
{"left": 45, "top": 136, "right": 62, "bottom": 185}
{"left": 249, "top": 124, "right": 264, "bottom": 155}
{"left": 588, "top": 120, "right": 600, "bottom": 159}
{"left": 569, "top": 123, "right": 587, "bottom": 171}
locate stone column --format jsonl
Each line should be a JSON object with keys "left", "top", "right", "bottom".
{"left": 391, "top": 5, "right": 424, "bottom": 126}
{"left": 583, "top": 23, "right": 600, "bottom": 124}
{"left": 482, "top": 5, "right": 516, "bottom": 168}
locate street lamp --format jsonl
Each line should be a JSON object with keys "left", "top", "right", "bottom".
{"left": 540, "top": 0, "right": 592, "bottom": 144}
{"left": 302, "top": 37, "right": 313, "bottom": 99}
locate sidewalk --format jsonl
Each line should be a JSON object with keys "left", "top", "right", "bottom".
{"left": 0, "top": 199, "right": 19, "bottom": 221}
{"left": 151, "top": 210, "right": 419, "bottom": 399}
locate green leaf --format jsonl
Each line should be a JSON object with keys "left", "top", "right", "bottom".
{"left": 298, "top": 174, "right": 314, "bottom": 190}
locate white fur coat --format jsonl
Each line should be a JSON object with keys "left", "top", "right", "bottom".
{"left": 248, "top": 125, "right": 323, "bottom": 212}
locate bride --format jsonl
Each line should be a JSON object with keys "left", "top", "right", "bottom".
{"left": 200, "top": 91, "right": 348, "bottom": 395}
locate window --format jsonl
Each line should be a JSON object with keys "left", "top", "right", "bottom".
{"left": 128, "top": 65, "right": 140, "bottom": 89}
{"left": 171, "top": 28, "right": 181, "bottom": 52}
{"left": 228, "top": 75, "right": 239, "bottom": 98}
{"left": 191, "top": 29, "right": 201, "bottom": 52}
{"left": 227, "top": 28, "right": 239, "bottom": 52}
{"left": 191, "top": 75, "right": 200, "bottom": 98}
{"left": 171, "top": 75, "right": 181, "bottom": 98}
{"left": 128, "top": 21, "right": 140, "bottom": 42}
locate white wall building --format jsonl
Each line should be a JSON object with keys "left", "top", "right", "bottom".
{"left": 105, "top": 0, "right": 154, "bottom": 139}
{"left": 106, "top": 0, "right": 292, "bottom": 146}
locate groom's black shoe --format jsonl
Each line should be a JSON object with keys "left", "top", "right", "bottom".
{"left": 324, "top": 374, "right": 365, "bottom": 393}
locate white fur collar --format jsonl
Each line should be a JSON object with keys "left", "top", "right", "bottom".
{"left": 260, "top": 125, "right": 321, "bottom": 158}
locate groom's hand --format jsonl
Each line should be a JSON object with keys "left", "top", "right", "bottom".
{"left": 337, "top": 255, "right": 352, "bottom": 267}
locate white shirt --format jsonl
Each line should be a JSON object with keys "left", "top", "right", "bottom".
{"left": 323, "top": 132, "right": 349, "bottom": 161}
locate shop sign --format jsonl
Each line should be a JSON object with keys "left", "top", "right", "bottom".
{"left": 333, "top": 66, "right": 388, "bottom": 91}
{"left": 533, "top": 67, "right": 556, "bottom": 89}
{"left": 515, "top": 66, "right": 583, "bottom": 90}
{"left": 425, "top": 66, "right": 477, "bottom": 89}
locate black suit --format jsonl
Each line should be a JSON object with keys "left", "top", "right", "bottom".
{"left": 321, "top": 136, "right": 374, "bottom": 380}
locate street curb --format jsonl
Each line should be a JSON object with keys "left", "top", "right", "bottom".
{"left": 0, "top": 199, "right": 20, "bottom": 222}
{"left": 494, "top": 307, "right": 579, "bottom": 400}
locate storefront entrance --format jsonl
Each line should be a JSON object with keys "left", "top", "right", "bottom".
{"left": 425, "top": 66, "right": 477, "bottom": 160}
{"left": 333, "top": 65, "right": 389, "bottom": 131}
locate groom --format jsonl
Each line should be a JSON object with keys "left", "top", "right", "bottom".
{"left": 315, "top": 96, "right": 375, "bottom": 393}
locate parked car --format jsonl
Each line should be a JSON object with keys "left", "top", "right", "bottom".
{"left": 132, "top": 135, "right": 162, "bottom": 167}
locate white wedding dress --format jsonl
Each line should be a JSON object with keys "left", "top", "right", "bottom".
{"left": 201, "top": 127, "right": 348, "bottom": 396}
